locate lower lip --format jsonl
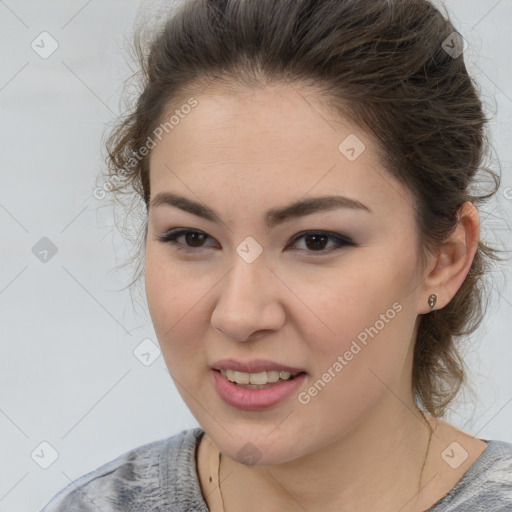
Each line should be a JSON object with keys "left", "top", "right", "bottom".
{"left": 211, "top": 369, "right": 307, "bottom": 411}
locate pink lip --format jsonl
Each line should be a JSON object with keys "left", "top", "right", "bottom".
{"left": 211, "top": 358, "right": 305, "bottom": 374}
{"left": 211, "top": 369, "right": 307, "bottom": 411}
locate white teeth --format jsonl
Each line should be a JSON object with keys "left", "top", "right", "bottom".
{"left": 234, "top": 371, "right": 250, "bottom": 384}
{"left": 266, "top": 371, "right": 281, "bottom": 383}
{"left": 220, "top": 369, "right": 297, "bottom": 385}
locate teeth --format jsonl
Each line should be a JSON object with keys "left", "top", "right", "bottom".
{"left": 219, "top": 369, "right": 297, "bottom": 385}
{"left": 234, "top": 371, "right": 250, "bottom": 384}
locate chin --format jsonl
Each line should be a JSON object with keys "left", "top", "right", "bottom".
{"left": 210, "top": 427, "right": 308, "bottom": 467}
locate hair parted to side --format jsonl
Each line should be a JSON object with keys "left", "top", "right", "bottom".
{"left": 103, "top": 0, "right": 506, "bottom": 418}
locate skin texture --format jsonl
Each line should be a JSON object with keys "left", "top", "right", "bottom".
{"left": 145, "top": 83, "right": 486, "bottom": 512}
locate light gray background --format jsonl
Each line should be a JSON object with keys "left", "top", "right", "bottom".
{"left": 0, "top": 1, "right": 511, "bottom": 510}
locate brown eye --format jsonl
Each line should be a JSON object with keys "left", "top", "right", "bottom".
{"left": 287, "top": 231, "right": 355, "bottom": 254}
{"left": 181, "top": 231, "right": 207, "bottom": 247}
{"left": 156, "top": 229, "right": 217, "bottom": 251}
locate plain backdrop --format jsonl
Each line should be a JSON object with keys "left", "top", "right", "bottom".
{"left": 0, "top": 1, "right": 511, "bottom": 510}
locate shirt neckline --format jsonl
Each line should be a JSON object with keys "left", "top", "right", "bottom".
{"left": 424, "top": 438, "right": 498, "bottom": 511}
{"left": 166, "top": 429, "right": 502, "bottom": 511}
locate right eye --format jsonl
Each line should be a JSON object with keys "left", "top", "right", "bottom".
{"left": 156, "top": 229, "right": 218, "bottom": 252}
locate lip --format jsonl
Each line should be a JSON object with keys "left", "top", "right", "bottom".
{"left": 211, "top": 358, "right": 306, "bottom": 374}
{"left": 211, "top": 369, "right": 307, "bottom": 411}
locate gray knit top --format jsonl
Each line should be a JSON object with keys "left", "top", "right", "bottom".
{"left": 41, "top": 427, "right": 512, "bottom": 511}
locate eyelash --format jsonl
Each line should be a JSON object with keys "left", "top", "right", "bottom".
{"left": 156, "top": 229, "right": 356, "bottom": 256}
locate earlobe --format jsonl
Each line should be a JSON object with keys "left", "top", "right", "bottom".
{"left": 419, "top": 202, "right": 480, "bottom": 314}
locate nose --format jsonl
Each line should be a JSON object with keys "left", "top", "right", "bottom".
{"left": 210, "top": 257, "right": 286, "bottom": 342}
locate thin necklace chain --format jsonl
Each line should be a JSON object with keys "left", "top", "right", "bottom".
{"left": 418, "top": 408, "right": 436, "bottom": 490}
{"left": 216, "top": 408, "right": 435, "bottom": 512}
{"left": 217, "top": 448, "right": 225, "bottom": 512}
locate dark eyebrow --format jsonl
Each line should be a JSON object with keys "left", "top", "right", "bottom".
{"left": 149, "top": 192, "right": 372, "bottom": 229}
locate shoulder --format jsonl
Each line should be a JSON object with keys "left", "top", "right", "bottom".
{"left": 40, "top": 427, "right": 204, "bottom": 512}
{"left": 428, "top": 439, "right": 512, "bottom": 511}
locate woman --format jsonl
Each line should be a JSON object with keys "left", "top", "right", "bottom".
{"left": 42, "top": 0, "right": 512, "bottom": 510}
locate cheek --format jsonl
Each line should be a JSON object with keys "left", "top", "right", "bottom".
{"left": 144, "top": 251, "right": 199, "bottom": 357}
{"left": 297, "top": 291, "right": 414, "bottom": 433}
{"left": 298, "top": 249, "right": 417, "bottom": 381}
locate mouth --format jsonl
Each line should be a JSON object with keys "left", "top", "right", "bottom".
{"left": 211, "top": 368, "right": 308, "bottom": 410}
{"left": 215, "top": 368, "right": 305, "bottom": 389}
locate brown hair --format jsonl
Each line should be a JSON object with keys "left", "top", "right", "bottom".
{"left": 103, "top": 0, "right": 505, "bottom": 418}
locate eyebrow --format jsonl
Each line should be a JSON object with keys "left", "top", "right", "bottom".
{"left": 149, "top": 192, "right": 372, "bottom": 229}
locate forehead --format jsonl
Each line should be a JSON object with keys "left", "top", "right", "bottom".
{"left": 148, "top": 84, "right": 412, "bottom": 222}
{"left": 152, "top": 84, "right": 366, "bottom": 162}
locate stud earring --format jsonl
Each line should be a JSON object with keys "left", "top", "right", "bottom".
{"left": 428, "top": 293, "right": 437, "bottom": 310}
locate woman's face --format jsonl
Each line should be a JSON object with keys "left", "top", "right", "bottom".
{"left": 145, "top": 84, "right": 429, "bottom": 465}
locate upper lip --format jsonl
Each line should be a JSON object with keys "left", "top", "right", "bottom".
{"left": 211, "top": 358, "right": 306, "bottom": 375}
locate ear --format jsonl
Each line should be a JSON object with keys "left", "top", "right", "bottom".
{"left": 418, "top": 202, "right": 480, "bottom": 314}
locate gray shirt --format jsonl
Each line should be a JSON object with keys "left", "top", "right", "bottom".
{"left": 40, "top": 427, "right": 512, "bottom": 511}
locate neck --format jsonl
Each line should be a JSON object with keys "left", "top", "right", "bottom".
{"left": 216, "top": 399, "right": 436, "bottom": 512}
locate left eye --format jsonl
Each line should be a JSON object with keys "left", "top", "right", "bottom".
{"left": 288, "top": 230, "right": 355, "bottom": 253}
{"left": 156, "top": 229, "right": 355, "bottom": 255}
